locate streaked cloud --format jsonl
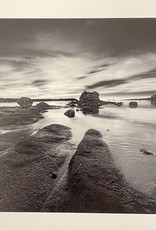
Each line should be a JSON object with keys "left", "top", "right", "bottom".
{"left": 0, "top": 19, "right": 156, "bottom": 99}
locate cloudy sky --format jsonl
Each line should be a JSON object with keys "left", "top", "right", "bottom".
{"left": 0, "top": 19, "right": 156, "bottom": 99}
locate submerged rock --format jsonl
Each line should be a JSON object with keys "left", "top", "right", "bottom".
{"left": 42, "top": 129, "right": 155, "bottom": 213}
{"left": 129, "top": 101, "right": 138, "bottom": 108}
{"left": 64, "top": 109, "right": 75, "bottom": 118}
{"left": 17, "top": 97, "right": 33, "bottom": 109}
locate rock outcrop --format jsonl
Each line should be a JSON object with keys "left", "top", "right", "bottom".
{"left": 0, "top": 124, "right": 74, "bottom": 211}
{"left": 17, "top": 97, "right": 33, "bottom": 109}
{"left": 36, "top": 102, "right": 50, "bottom": 109}
{"left": 79, "top": 91, "right": 101, "bottom": 104}
{"left": 129, "top": 101, "right": 138, "bottom": 108}
{"left": 64, "top": 109, "right": 75, "bottom": 118}
{"left": 42, "top": 129, "right": 155, "bottom": 213}
{"left": 78, "top": 91, "right": 102, "bottom": 114}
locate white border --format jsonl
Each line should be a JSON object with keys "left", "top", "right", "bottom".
{"left": 0, "top": 0, "right": 156, "bottom": 229}
{"left": 0, "top": 0, "right": 155, "bottom": 18}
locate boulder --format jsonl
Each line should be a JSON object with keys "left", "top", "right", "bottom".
{"left": 64, "top": 109, "right": 75, "bottom": 118}
{"left": 78, "top": 91, "right": 102, "bottom": 114}
{"left": 17, "top": 97, "right": 33, "bottom": 109}
{"left": 129, "top": 101, "right": 138, "bottom": 108}
{"left": 42, "top": 129, "right": 155, "bottom": 213}
{"left": 36, "top": 102, "right": 50, "bottom": 109}
{"left": 151, "top": 94, "right": 156, "bottom": 105}
{"left": 79, "top": 91, "right": 101, "bottom": 104}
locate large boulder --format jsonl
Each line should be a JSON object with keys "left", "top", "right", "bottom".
{"left": 129, "top": 101, "right": 138, "bottom": 108}
{"left": 79, "top": 91, "right": 101, "bottom": 104}
{"left": 78, "top": 91, "right": 102, "bottom": 114}
{"left": 64, "top": 109, "right": 75, "bottom": 118}
{"left": 151, "top": 94, "right": 156, "bottom": 105}
{"left": 42, "top": 129, "right": 155, "bottom": 213}
{"left": 17, "top": 97, "right": 33, "bottom": 109}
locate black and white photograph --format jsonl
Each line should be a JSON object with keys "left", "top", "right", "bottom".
{"left": 0, "top": 18, "right": 156, "bottom": 214}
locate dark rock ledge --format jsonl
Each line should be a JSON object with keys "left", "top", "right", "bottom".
{"left": 42, "top": 129, "right": 155, "bottom": 213}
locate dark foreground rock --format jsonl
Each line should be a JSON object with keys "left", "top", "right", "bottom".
{"left": 17, "top": 97, "right": 33, "bottom": 109}
{"left": 0, "top": 124, "right": 75, "bottom": 212}
{"left": 42, "top": 129, "right": 155, "bottom": 213}
{"left": 64, "top": 109, "right": 75, "bottom": 118}
{"left": 129, "top": 101, "right": 138, "bottom": 108}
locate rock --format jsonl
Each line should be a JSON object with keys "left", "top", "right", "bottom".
{"left": 17, "top": 97, "right": 33, "bottom": 109}
{"left": 151, "top": 94, "right": 156, "bottom": 105}
{"left": 67, "top": 101, "right": 77, "bottom": 107}
{"left": 140, "top": 149, "right": 154, "bottom": 155}
{"left": 79, "top": 91, "right": 101, "bottom": 104}
{"left": 0, "top": 124, "right": 73, "bottom": 211}
{"left": 64, "top": 109, "right": 75, "bottom": 118}
{"left": 42, "top": 129, "right": 155, "bottom": 213}
{"left": 78, "top": 91, "right": 102, "bottom": 114}
{"left": 129, "top": 101, "right": 138, "bottom": 108}
{"left": 36, "top": 102, "right": 50, "bottom": 109}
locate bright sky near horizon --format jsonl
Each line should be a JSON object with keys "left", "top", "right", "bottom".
{"left": 0, "top": 19, "right": 156, "bottom": 99}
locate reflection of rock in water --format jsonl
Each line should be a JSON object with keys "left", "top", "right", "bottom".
{"left": 78, "top": 91, "right": 102, "bottom": 114}
{"left": 151, "top": 94, "right": 156, "bottom": 106}
{"left": 81, "top": 105, "right": 100, "bottom": 114}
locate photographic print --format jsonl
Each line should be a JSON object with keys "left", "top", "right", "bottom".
{"left": 0, "top": 19, "right": 156, "bottom": 213}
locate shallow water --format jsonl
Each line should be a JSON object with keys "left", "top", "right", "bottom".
{"left": 32, "top": 100, "right": 156, "bottom": 195}
{"left": 1, "top": 100, "right": 156, "bottom": 195}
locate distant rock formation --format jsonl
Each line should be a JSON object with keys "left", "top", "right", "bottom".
{"left": 129, "top": 101, "right": 138, "bottom": 108}
{"left": 151, "top": 94, "right": 156, "bottom": 105}
{"left": 78, "top": 91, "right": 102, "bottom": 114}
{"left": 64, "top": 109, "right": 75, "bottom": 118}
{"left": 17, "top": 97, "right": 33, "bottom": 109}
{"left": 36, "top": 102, "right": 50, "bottom": 109}
{"left": 42, "top": 129, "right": 155, "bottom": 213}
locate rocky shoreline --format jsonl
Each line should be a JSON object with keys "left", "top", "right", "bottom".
{"left": 0, "top": 93, "right": 155, "bottom": 213}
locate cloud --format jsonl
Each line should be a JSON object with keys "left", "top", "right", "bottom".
{"left": 32, "top": 79, "right": 48, "bottom": 87}
{"left": 86, "top": 79, "right": 127, "bottom": 89}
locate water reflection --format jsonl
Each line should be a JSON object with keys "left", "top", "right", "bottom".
{"left": 32, "top": 99, "right": 156, "bottom": 195}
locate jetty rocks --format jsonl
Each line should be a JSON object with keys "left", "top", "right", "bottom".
{"left": 42, "top": 129, "right": 155, "bottom": 213}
